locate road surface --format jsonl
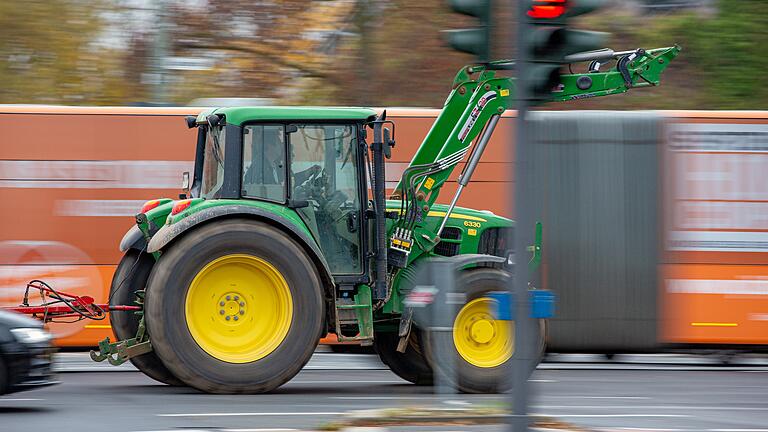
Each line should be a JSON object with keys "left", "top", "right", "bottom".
{"left": 1, "top": 352, "right": 767, "bottom": 432}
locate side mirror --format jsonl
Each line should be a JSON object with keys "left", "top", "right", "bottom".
{"left": 185, "top": 115, "right": 197, "bottom": 129}
{"left": 383, "top": 128, "right": 393, "bottom": 159}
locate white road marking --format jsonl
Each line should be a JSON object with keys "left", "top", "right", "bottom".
{"left": 135, "top": 430, "right": 297, "bottom": 432}
{"left": 0, "top": 398, "right": 44, "bottom": 401}
{"left": 331, "top": 396, "right": 443, "bottom": 400}
{"left": 226, "top": 429, "right": 298, "bottom": 432}
{"left": 603, "top": 428, "right": 685, "bottom": 431}
{"left": 330, "top": 396, "right": 499, "bottom": 400}
{"left": 603, "top": 429, "right": 768, "bottom": 432}
{"left": 536, "top": 413, "right": 691, "bottom": 418}
{"left": 546, "top": 396, "right": 651, "bottom": 400}
{"left": 290, "top": 380, "right": 402, "bottom": 384}
{"left": 538, "top": 364, "right": 768, "bottom": 372}
{"left": 529, "top": 379, "right": 558, "bottom": 383}
{"left": 534, "top": 405, "right": 768, "bottom": 411}
{"left": 157, "top": 412, "right": 344, "bottom": 417}
{"left": 605, "top": 428, "right": 685, "bottom": 432}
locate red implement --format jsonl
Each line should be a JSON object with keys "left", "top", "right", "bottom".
{"left": 5, "top": 280, "right": 140, "bottom": 323}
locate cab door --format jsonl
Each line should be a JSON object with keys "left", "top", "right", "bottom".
{"left": 288, "top": 123, "right": 365, "bottom": 276}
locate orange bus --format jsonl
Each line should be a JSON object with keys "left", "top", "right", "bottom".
{"left": 1, "top": 106, "right": 766, "bottom": 349}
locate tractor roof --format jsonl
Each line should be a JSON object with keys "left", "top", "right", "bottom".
{"left": 196, "top": 106, "right": 378, "bottom": 126}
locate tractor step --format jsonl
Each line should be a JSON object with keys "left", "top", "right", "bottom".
{"left": 333, "top": 285, "right": 373, "bottom": 344}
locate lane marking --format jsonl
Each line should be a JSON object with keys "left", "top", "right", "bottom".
{"left": 538, "top": 364, "right": 768, "bottom": 372}
{"left": 545, "top": 396, "right": 652, "bottom": 400}
{"left": 157, "top": 412, "right": 344, "bottom": 417}
{"left": 330, "top": 396, "right": 499, "bottom": 400}
{"left": 226, "top": 430, "right": 298, "bottom": 432}
{"left": 535, "top": 405, "right": 768, "bottom": 411}
{"left": 603, "top": 428, "right": 684, "bottom": 431}
{"left": 605, "top": 428, "right": 684, "bottom": 431}
{"left": 535, "top": 413, "right": 691, "bottom": 418}
{"left": 331, "top": 396, "right": 451, "bottom": 400}
{"left": 604, "top": 429, "right": 768, "bottom": 432}
{"left": 290, "top": 380, "right": 402, "bottom": 384}
{"left": 0, "top": 398, "right": 44, "bottom": 401}
{"left": 135, "top": 430, "right": 297, "bottom": 432}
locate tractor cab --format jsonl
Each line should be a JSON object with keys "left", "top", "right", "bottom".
{"left": 186, "top": 107, "right": 378, "bottom": 278}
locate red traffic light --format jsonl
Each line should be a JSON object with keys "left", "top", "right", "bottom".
{"left": 528, "top": 0, "right": 566, "bottom": 19}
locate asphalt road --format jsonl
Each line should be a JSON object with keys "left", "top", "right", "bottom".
{"left": 2, "top": 352, "right": 768, "bottom": 432}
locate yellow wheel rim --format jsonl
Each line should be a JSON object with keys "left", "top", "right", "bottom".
{"left": 185, "top": 254, "right": 293, "bottom": 363}
{"left": 453, "top": 297, "right": 514, "bottom": 368}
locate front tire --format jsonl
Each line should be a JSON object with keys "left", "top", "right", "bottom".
{"left": 375, "top": 329, "right": 433, "bottom": 385}
{"left": 424, "top": 268, "right": 545, "bottom": 393}
{"left": 145, "top": 219, "right": 325, "bottom": 394}
{"left": 109, "top": 250, "right": 184, "bottom": 386}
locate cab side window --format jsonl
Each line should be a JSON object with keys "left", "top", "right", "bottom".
{"left": 242, "top": 125, "right": 286, "bottom": 202}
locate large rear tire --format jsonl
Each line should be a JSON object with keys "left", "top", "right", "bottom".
{"left": 145, "top": 219, "right": 325, "bottom": 394}
{"left": 374, "top": 329, "right": 433, "bottom": 385}
{"left": 424, "top": 268, "right": 545, "bottom": 393}
{"left": 109, "top": 250, "right": 184, "bottom": 386}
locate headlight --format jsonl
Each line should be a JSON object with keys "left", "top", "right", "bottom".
{"left": 10, "top": 327, "right": 52, "bottom": 344}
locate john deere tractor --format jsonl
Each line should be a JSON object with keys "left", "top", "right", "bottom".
{"left": 98, "top": 46, "right": 680, "bottom": 393}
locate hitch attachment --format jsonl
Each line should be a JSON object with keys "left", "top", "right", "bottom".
{"left": 89, "top": 290, "right": 152, "bottom": 365}
{"left": 90, "top": 336, "right": 152, "bottom": 366}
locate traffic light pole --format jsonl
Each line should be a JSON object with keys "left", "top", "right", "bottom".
{"left": 510, "top": 0, "right": 533, "bottom": 431}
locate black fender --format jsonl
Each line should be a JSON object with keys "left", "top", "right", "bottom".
{"left": 146, "top": 205, "right": 334, "bottom": 285}
{"left": 118, "top": 225, "right": 146, "bottom": 253}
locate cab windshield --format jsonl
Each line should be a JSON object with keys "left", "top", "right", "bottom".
{"left": 200, "top": 125, "right": 226, "bottom": 199}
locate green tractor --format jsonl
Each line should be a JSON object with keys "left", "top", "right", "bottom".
{"left": 99, "top": 46, "right": 680, "bottom": 394}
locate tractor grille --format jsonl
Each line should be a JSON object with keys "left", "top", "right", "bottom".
{"left": 478, "top": 227, "right": 514, "bottom": 257}
{"left": 440, "top": 227, "right": 462, "bottom": 240}
{"left": 434, "top": 241, "right": 460, "bottom": 257}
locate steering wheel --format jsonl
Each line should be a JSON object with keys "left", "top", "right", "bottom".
{"left": 294, "top": 165, "right": 324, "bottom": 199}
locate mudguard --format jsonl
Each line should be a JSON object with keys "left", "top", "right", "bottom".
{"left": 118, "top": 225, "right": 146, "bottom": 252}
{"left": 438, "top": 253, "right": 507, "bottom": 269}
{"left": 146, "top": 204, "right": 333, "bottom": 281}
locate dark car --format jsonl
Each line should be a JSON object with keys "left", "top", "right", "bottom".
{"left": 0, "top": 310, "right": 58, "bottom": 395}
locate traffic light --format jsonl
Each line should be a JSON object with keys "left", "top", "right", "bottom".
{"left": 444, "top": 0, "right": 493, "bottom": 62}
{"left": 524, "top": 0, "right": 608, "bottom": 101}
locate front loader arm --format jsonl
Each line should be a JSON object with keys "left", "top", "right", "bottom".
{"left": 394, "top": 45, "right": 680, "bottom": 239}
{"left": 555, "top": 46, "right": 681, "bottom": 101}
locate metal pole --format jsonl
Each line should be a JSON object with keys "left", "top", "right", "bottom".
{"left": 510, "top": 0, "right": 533, "bottom": 431}
{"left": 431, "top": 259, "right": 456, "bottom": 398}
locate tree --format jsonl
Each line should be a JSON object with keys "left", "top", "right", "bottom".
{"left": 0, "top": 0, "right": 134, "bottom": 104}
